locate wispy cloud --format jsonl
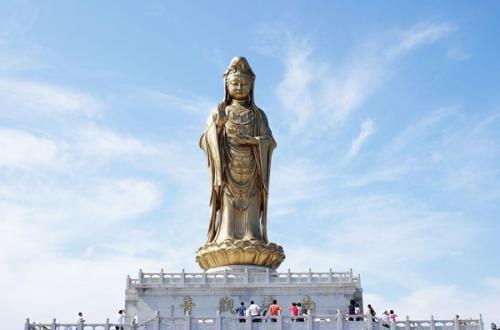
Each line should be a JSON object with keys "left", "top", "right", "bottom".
{"left": 388, "top": 21, "right": 456, "bottom": 58}
{"left": 129, "top": 88, "right": 216, "bottom": 115}
{"left": 0, "top": 128, "right": 58, "bottom": 168}
{"left": 0, "top": 78, "right": 101, "bottom": 118}
{"left": 271, "top": 36, "right": 383, "bottom": 133}
{"left": 259, "top": 20, "right": 456, "bottom": 135}
{"left": 343, "top": 166, "right": 410, "bottom": 187}
{"left": 345, "top": 118, "right": 376, "bottom": 162}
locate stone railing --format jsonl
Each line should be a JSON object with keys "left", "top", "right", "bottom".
{"left": 25, "top": 312, "right": 483, "bottom": 330}
{"left": 127, "top": 268, "right": 361, "bottom": 289}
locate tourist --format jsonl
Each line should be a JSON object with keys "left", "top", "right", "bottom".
{"left": 77, "top": 312, "right": 85, "bottom": 324}
{"left": 235, "top": 302, "right": 246, "bottom": 323}
{"left": 382, "top": 310, "right": 390, "bottom": 328}
{"left": 115, "top": 309, "right": 125, "bottom": 330}
{"left": 288, "top": 302, "right": 299, "bottom": 321}
{"left": 297, "top": 303, "right": 304, "bottom": 322}
{"left": 354, "top": 303, "right": 362, "bottom": 321}
{"left": 268, "top": 299, "right": 282, "bottom": 322}
{"left": 389, "top": 310, "right": 397, "bottom": 322}
{"left": 248, "top": 301, "right": 261, "bottom": 322}
{"left": 348, "top": 300, "right": 356, "bottom": 321}
{"left": 367, "top": 305, "right": 376, "bottom": 317}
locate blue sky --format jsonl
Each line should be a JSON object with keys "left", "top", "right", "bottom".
{"left": 1, "top": 1, "right": 499, "bottom": 328}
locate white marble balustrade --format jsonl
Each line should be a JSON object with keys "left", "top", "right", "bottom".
{"left": 127, "top": 269, "right": 361, "bottom": 289}
{"left": 25, "top": 313, "right": 483, "bottom": 330}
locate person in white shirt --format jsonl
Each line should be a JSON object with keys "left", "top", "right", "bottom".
{"left": 115, "top": 309, "right": 125, "bottom": 330}
{"left": 354, "top": 303, "right": 361, "bottom": 321}
{"left": 77, "top": 312, "right": 85, "bottom": 324}
{"left": 248, "top": 301, "right": 261, "bottom": 322}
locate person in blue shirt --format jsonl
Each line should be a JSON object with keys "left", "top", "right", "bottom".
{"left": 235, "top": 302, "right": 246, "bottom": 323}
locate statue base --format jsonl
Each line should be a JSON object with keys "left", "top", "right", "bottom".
{"left": 125, "top": 267, "right": 363, "bottom": 323}
{"left": 195, "top": 239, "right": 285, "bottom": 270}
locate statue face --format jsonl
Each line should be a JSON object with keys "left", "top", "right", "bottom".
{"left": 227, "top": 73, "right": 251, "bottom": 100}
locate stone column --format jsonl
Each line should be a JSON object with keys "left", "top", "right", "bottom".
{"left": 430, "top": 315, "right": 435, "bottom": 330}
{"left": 24, "top": 318, "right": 29, "bottom": 330}
{"left": 105, "top": 318, "right": 110, "bottom": 330}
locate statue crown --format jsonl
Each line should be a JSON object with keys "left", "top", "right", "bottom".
{"left": 224, "top": 56, "right": 255, "bottom": 78}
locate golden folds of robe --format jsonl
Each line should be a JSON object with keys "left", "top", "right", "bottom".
{"left": 199, "top": 102, "right": 276, "bottom": 244}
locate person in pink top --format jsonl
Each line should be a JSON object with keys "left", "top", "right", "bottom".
{"left": 288, "top": 302, "right": 299, "bottom": 321}
{"left": 389, "top": 310, "right": 398, "bottom": 322}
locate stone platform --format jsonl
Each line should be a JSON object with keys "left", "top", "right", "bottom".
{"left": 125, "top": 267, "right": 363, "bottom": 323}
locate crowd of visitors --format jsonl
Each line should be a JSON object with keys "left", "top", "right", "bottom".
{"left": 234, "top": 299, "right": 308, "bottom": 322}
{"left": 72, "top": 301, "right": 400, "bottom": 327}
{"left": 346, "top": 301, "right": 398, "bottom": 325}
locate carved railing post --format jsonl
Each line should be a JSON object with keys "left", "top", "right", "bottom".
{"left": 405, "top": 316, "right": 410, "bottom": 330}
{"left": 139, "top": 269, "right": 144, "bottom": 284}
{"left": 181, "top": 269, "right": 185, "bottom": 285}
{"left": 307, "top": 314, "right": 313, "bottom": 330}
{"left": 277, "top": 314, "right": 283, "bottom": 330}
{"left": 127, "top": 275, "right": 132, "bottom": 289}
{"left": 78, "top": 320, "right": 84, "bottom": 330}
{"left": 154, "top": 310, "right": 161, "bottom": 330}
{"left": 337, "top": 309, "right": 344, "bottom": 330}
{"left": 391, "top": 319, "right": 396, "bottom": 330}
{"left": 480, "top": 314, "right": 484, "bottom": 330}
{"left": 184, "top": 311, "right": 191, "bottom": 330}
{"left": 430, "top": 315, "right": 435, "bottom": 330}
{"left": 329, "top": 268, "right": 333, "bottom": 282}
{"left": 308, "top": 268, "right": 312, "bottom": 283}
{"left": 25, "top": 318, "right": 30, "bottom": 330}
{"left": 51, "top": 318, "right": 57, "bottom": 330}
{"left": 287, "top": 268, "right": 291, "bottom": 284}
{"left": 160, "top": 268, "right": 165, "bottom": 285}
{"left": 367, "top": 313, "right": 374, "bottom": 330}
{"left": 454, "top": 315, "right": 460, "bottom": 330}
{"left": 104, "top": 317, "right": 110, "bottom": 330}
{"left": 216, "top": 315, "right": 222, "bottom": 330}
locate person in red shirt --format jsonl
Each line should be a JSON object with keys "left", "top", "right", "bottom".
{"left": 268, "top": 300, "right": 282, "bottom": 322}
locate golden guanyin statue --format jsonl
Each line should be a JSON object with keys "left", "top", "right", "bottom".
{"left": 196, "top": 57, "right": 285, "bottom": 270}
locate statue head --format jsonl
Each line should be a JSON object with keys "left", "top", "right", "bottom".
{"left": 223, "top": 57, "right": 256, "bottom": 104}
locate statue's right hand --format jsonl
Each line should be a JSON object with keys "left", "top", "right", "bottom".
{"left": 215, "top": 108, "right": 228, "bottom": 127}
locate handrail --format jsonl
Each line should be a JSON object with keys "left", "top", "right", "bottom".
{"left": 127, "top": 268, "right": 362, "bottom": 288}
{"left": 25, "top": 313, "right": 484, "bottom": 330}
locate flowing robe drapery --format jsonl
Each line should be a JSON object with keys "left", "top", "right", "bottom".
{"left": 199, "top": 102, "right": 276, "bottom": 244}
